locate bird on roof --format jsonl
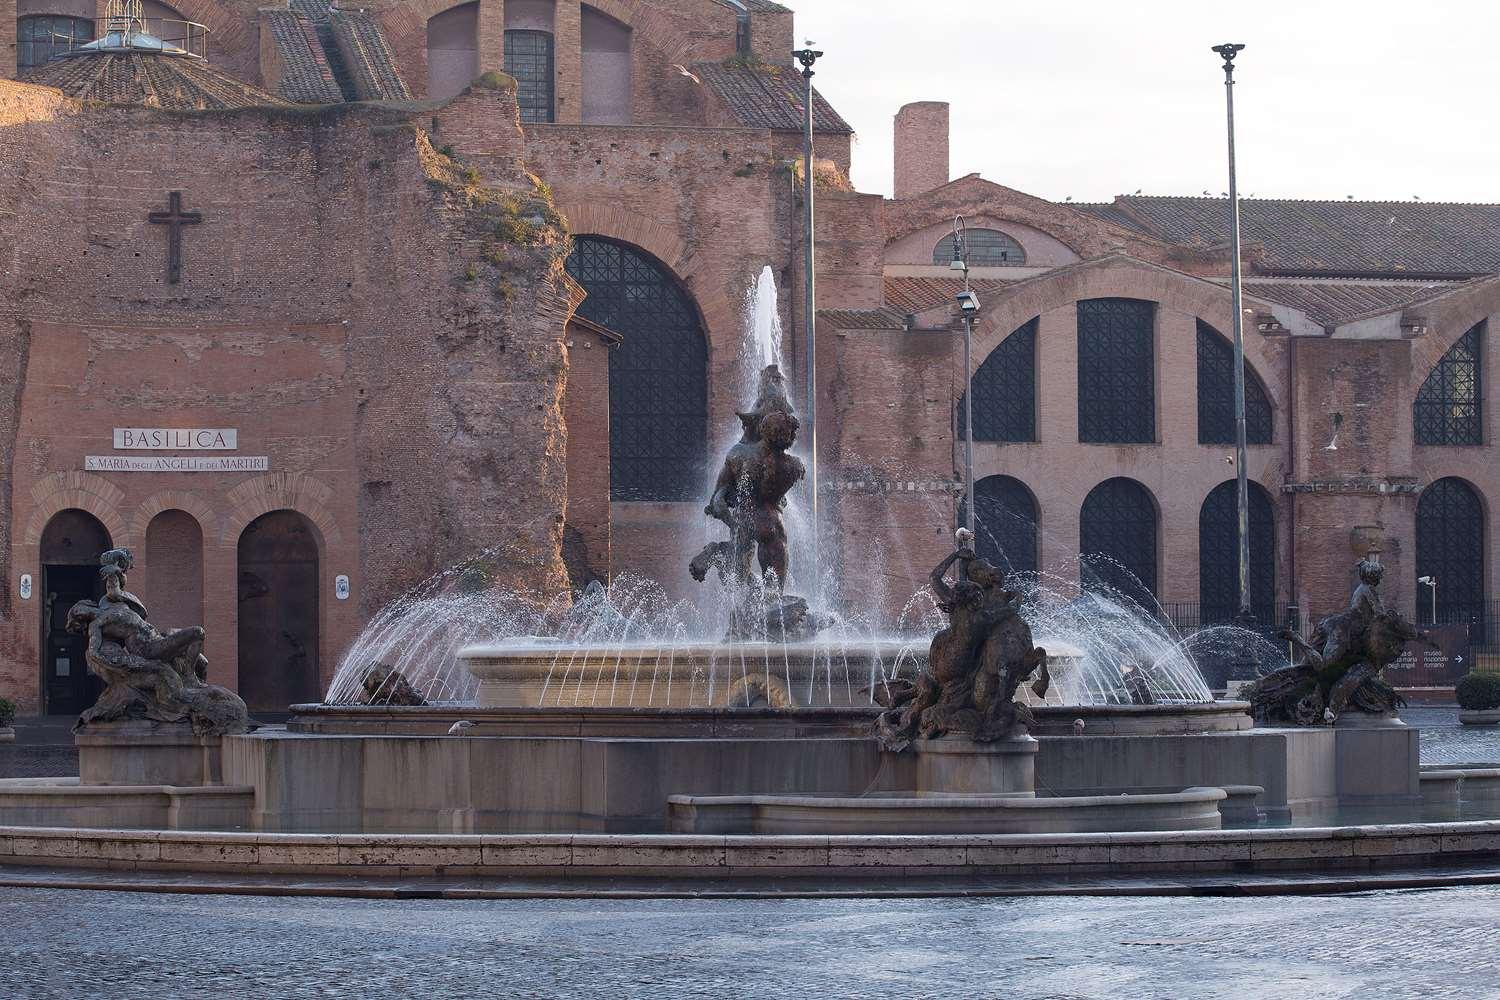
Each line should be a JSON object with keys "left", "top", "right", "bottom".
{"left": 447, "top": 720, "right": 476, "bottom": 736}
{"left": 671, "top": 64, "right": 701, "bottom": 85}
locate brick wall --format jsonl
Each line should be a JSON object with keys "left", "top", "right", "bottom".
{"left": 893, "top": 101, "right": 948, "bottom": 200}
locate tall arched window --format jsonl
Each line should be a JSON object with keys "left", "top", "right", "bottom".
{"left": 933, "top": 229, "right": 1027, "bottom": 267}
{"left": 1196, "top": 320, "right": 1273, "bottom": 445}
{"left": 1416, "top": 478, "right": 1486, "bottom": 627}
{"left": 565, "top": 236, "right": 708, "bottom": 502}
{"left": 1198, "top": 480, "right": 1276, "bottom": 625}
{"left": 18, "top": 16, "right": 93, "bottom": 71}
{"left": 1077, "top": 298, "right": 1155, "bottom": 443}
{"left": 1080, "top": 477, "right": 1158, "bottom": 608}
{"left": 1415, "top": 323, "right": 1483, "bottom": 446}
{"left": 505, "top": 29, "right": 555, "bottom": 122}
{"left": 958, "top": 318, "right": 1036, "bottom": 442}
{"left": 960, "top": 475, "right": 1039, "bottom": 576}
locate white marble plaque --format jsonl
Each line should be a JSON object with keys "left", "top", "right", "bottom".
{"left": 113, "top": 428, "right": 238, "bottom": 450}
{"left": 86, "top": 455, "right": 269, "bottom": 473}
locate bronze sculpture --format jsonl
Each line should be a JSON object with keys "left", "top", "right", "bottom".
{"left": 68, "top": 549, "right": 249, "bottom": 736}
{"left": 875, "top": 530, "right": 1050, "bottom": 751}
{"left": 1248, "top": 558, "right": 1431, "bottom": 725}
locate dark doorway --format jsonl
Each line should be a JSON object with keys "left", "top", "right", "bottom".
{"left": 39, "top": 510, "right": 111, "bottom": 715}
{"left": 237, "top": 510, "right": 320, "bottom": 712}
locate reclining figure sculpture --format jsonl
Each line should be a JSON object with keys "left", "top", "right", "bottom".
{"left": 1247, "top": 558, "right": 1432, "bottom": 726}
{"left": 875, "top": 530, "right": 1050, "bottom": 751}
{"left": 67, "top": 549, "right": 249, "bottom": 736}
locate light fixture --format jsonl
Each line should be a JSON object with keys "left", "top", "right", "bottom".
{"left": 956, "top": 290, "right": 980, "bottom": 314}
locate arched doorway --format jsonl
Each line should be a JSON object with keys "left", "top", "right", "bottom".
{"left": 1416, "top": 478, "right": 1486, "bottom": 633}
{"left": 960, "top": 475, "right": 1039, "bottom": 576}
{"left": 1079, "top": 477, "right": 1159, "bottom": 610}
{"left": 1198, "top": 480, "right": 1276, "bottom": 626}
{"left": 237, "top": 511, "right": 320, "bottom": 713}
{"left": 39, "top": 509, "right": 111, "bottom": 714}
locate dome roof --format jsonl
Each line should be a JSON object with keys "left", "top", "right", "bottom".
{"left": 25, "top": 50, "right": 288, "bottom": 111}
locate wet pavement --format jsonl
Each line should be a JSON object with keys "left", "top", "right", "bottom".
{"left": 4, "top": 883, "right": 1500, "bottom": 998}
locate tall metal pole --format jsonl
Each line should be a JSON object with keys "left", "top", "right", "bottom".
{"left": 1214, "top": 42, "right": 1252, "bottom": 623}
{"left": 953, "top": 217, "right": 975, "bottom": 537}
{"left": 794, "top": 45, "right": 823, "bottom": 570}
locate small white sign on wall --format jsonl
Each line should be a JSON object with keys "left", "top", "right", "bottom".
{"left": 19, "top": 574, "right": 31, "bottom": 601}
{"left": 335, "top": 575, "right": 350, "bottom": 601}
{"left": 113, "top": 428, "right": 238, "bottom": 450}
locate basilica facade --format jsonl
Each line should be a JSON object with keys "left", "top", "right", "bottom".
{"left": 0, "top": 0, "right": 1496, "bottom": 714}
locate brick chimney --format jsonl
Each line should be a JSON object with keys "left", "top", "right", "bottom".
{"left": 894, "top": 101, "right": 950, "bottom": 200}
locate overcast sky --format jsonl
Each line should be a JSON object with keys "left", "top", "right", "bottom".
{"left": 794, "top": 0, "right": 1499, "bottom": 204}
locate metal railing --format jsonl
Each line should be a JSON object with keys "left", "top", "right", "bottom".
{"left": 42, "top": 17, "right": 211, "bottom": 62}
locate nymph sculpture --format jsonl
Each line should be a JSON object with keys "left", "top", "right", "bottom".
{"left": 875, "top": 530, "right": 1050, "bottom": 751}
{"left": 1248, "top": 558, "right": 1431, "bottom": 726}
{"left": 68, "top": 549, "right": 249, "bottom": 736}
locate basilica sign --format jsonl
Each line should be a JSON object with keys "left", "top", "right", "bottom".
{"left": 86, "top": 455, "right": 269, "bottom": 473}
{"left": 113, "top": 428, "right": 237, "bottom": 450}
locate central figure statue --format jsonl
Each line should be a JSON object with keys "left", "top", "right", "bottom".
{"left": 689, "top": 364, "right": 824, "bottom": 641}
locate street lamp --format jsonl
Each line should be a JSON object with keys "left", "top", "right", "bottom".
{"left": 793, "top": 42, "right": 823, "bottom": 572}
{"left": 1212, "top": 42, "right": 1253, "bottom": 626}
{"left": 1418, "top": 575, "right": 1438, "bottom": 625}
{"left": 951, "top": 217, "right": 979, "bottom": 536}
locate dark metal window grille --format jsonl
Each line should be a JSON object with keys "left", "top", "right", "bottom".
{"left": 1077, "top": 298, "right": 1155, "bottom": 443}
{"left": 957, "top": 318, "right": 1036, "bottom": 442}
{"left": 933, "top": 229, "right": 1027, "bottom": 267}
{"left": 1198, "top": 479, "right": 1276, "bottom": 625}
{"left": 565, "top": 236, "right": 708, "bottom": 502}
{"left": 959, "top": 475, "right": 1039, "bottom": 576}
{"left": 18, "top": 16, "right": 93, "bottom": 70}
{"left": 1079, "top": 477, "right": 1158, "bottom": 608}
{"left": 1416, "top": 477, "right": 1486, "bottom": 628}
{"left": 1415, "top": 323, "right": 1483, "bottom": 446}
{"left": 1196, "top": 320, "right": 1273, "bottom": 445}
{"left": 505, "top": 29, "right": 555, "bottom": 123}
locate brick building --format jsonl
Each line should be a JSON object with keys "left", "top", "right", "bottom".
{"left": 1, "top": 0, "right": 1496, "bottom": 714}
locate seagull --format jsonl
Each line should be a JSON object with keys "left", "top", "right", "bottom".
{"left": 1073, "top": 718, "right": 1086, "bottom": 735}
{"left": 447, "top": 720, "right": 476, "bottom": 736}
{"left": 1133, "top": 188, "right": 1142, "bottom": 195}
{"left": 671, "top": 64, "right": 701, "bottom": 85}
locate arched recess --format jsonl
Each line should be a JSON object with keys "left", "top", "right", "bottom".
{"left": 1196, "top": 320, "right": 1274, "bottom": 445}
{"left": 1415, "top": 478, "right": 1486, "bottom": 632}
{"left": 1414, "top": 321, "right": 1483, "bottom": 446}
{"left": 565, "top": 235, "right": 709, "bottom": 502}
{"left": 934, "top": 228, "right": 1027, "bottom": 267}
{"left": 39, "top": 509, "right": 112, "bottom": 715}
{"left": 237, "top": 510, "right": 321, "bottom": 713}
{"left": 1198, "top": 480, "right": 1276, "bottom": 625}
{"left": 958, "top": 317, "right": 1036, "bottom": 442}
{"left": 1079, "top": 477, "right": 1159, "bottom": 609}
{"left": 426, "top": 1, "right": 478, "bottom": 101}
{"left": 959, "top": 475, "right": 1039, "bottom": 576}
{"left": 144, "top": 510, "right": 204, "bottom": 633}
{"left": 581, "top": 3, "right": 631, "bottom": 123}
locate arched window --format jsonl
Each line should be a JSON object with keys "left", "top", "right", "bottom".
{"left": 1196, "top": 320, "right": 1273, "bottom": 445}
{"left": 1077, "top": 298, "right": 1155, "bottom": 443}
{"left": 933, "top": 228, "right": 1027, "bottom": 267}
{"left": 505, "top": 29, "right": 555, "bottom": 122}
{"left": 565, "top": 236, "right": 708, "bottom": 502}
{"left": 1415, "top": 323, "right": 1483, "bottom": 446}
{"left": 1079, "top": 477, "right": 1158, "bottom": 608}
{"left": 1416, "top": 478, "right": 1486, "bottom": 628}
{"left": 960, "top": 475, "right": 1039, "bottom": 576}
{"left": 1198, "top": 480, "right": 1276, "bottom": 625}
{"left": 18, "top": 16, "right": 93, "bottom": 71}
{"left": 958, "top": 318, "right": 1036, "bottom": 442}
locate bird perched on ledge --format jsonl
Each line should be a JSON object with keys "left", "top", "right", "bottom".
{"left": 447, "top": 720, "right": 476, "bottom": 736}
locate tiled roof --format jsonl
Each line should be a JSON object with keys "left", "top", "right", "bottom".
{"left": 288, "top": 0, "right": 328, "bottom": 15}
{"left": 328, "top": 11, "right": 411, "bottom": 101}
{"left": 819, "top": 308, "right": 908, "bottom": 330}
{"left": 262, "top": 8, "right": 343, "bottom": 104}
{"left": 25, "top": 50, "right": 288, "bottom": 110}
{"left": 1078, "top": 196, "right": 1500, "bottom": 278}
{"left": 1246, "top": 280, "right": 1454, "bottom": 328}
{"left": 883, "top": 276, "right": 1014, "bottom": 316}
{"left": 693, "top": 61, "right": 852, "bottom": 133}
{"left": 712, "top": 0, "right": 791, "bottom": 10}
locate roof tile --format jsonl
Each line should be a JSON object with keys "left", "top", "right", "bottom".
{"left": 693, "top": 60, "right": 851, "bottom": 133}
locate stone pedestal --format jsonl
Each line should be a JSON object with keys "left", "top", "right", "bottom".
{"left": 76, "top": 721, "right": 226, "bottom": 786}
{"left": 911, "top": 736, "right": 1037, "bottom": 796}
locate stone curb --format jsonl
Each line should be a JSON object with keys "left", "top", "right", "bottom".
{"left": 3, "top": 820, "right": 1500, "bottom": 879}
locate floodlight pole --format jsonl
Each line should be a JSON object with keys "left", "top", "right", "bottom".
{"left": 953, "top": 216, "right": 975, "bottom": 537}
{"left": 795, "top": 44, "right": 823, "bottom": 572}
{"left": 1214, "top": 42, "right": 1252, "bottom": 624}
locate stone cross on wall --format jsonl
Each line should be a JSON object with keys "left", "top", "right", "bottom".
{"left": 146, "top": 191, "right": 204, "bottom": 285}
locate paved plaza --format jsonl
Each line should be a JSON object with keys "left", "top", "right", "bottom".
{"left": 4, "top": 883, "right": 1499, "bottom": 998}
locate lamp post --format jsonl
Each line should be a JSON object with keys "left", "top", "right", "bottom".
{"left": 794, "top": 43, "right": 823, "bottom": 572}
{"left": 1213, "top": 42, "right": 1252, "bottom": 625}
{"left": 950, "top": 217, "right": 978, "bottom": 536}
